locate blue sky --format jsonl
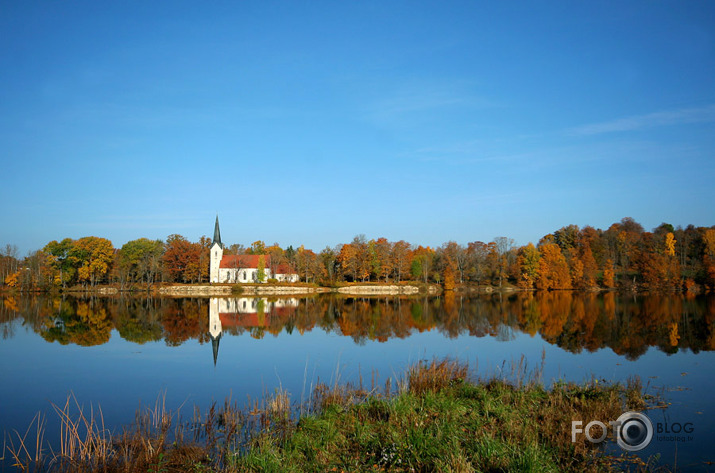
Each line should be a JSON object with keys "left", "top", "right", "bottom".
{"left": 1, "top": 1, "right": 714, "bottom": 255}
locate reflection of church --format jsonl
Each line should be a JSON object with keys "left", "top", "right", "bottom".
{"left": 209, "top": 298, "right": 223, "bottom": 366}
{"left": 207, "top": 297, "right": 299, "bottom": 365}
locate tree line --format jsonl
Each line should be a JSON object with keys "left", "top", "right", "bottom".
{"left": 1, "top": 217, "right": 714, "bottom": 292}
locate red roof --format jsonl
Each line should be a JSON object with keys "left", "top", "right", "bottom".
{"left": 219, "top": 254, "right": 271, "bottom": 269}
{"left": 220, "top": 254, "right": 297, "bottom": 274}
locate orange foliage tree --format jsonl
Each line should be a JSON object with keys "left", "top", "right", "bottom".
{"left": 602, "top": 259, "right": 615, "bottom": 288}
{"left": 443, "top": 264, "right": 456, "bottom": 291}
{"left": 163, "top": 234, "right": 205, "bottom": 283}
{"left": 536, "top": 243, "right": 572, "bottom": 290}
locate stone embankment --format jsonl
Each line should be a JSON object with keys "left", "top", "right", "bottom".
{"left": 158, "top": 284, "right": 433, "bottom": 296}
{"left": 158, "top": 285, "right": 326, "bottom": 296}
{"left": 336, "top": 285, "right": 423, "bottom": 295}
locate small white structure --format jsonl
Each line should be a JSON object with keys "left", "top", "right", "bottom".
{"left": 209, "top": 216, "right": 299, "bottom": 284}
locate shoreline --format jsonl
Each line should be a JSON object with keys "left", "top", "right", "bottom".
{"left": 6, "top": 281, "right": 690, "bottom": 297}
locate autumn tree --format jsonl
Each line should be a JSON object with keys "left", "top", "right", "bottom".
{"left": 295, "top": 245, "right": 322, "bottom": 282}
{"left": 163, "top": 234, "right": 203, "bottom": 283}
{"left": 443, "top": 263, "right": 456, "bottom": 291}
{"left": 602, "top": 259, "right": 615, "bottom": 288}
{"left": 536, "top": 242, "right": 571, "bottom": 290}
{"left": 70, "top": 237, "right": 114, "bottom": 287}
{"left": 197, "top": 235, "right": 212, "bottom": 283}
{"left": 338, "top": 235, "right": 371, "bottom": 282}
{"left": 247, "top": 240, "right": 266, "bottom": 255}
{"left": 703, "top": 228, "right": 715, "bottom": 290}
{"left": 373, "top": 238, "right": 393, "bottom": 282}
{"left": 319, "top": 246, "right": 339, "bottom": 284}
{"left": 580, "top": 245, "right": 598, "bottom": 288}
{"left": 516, "top": 243, "right": 540, "bottom": 289}
{"left": 638, "top": 232, "right": 681, "bottom": 291}
{"left": 466, "top": 241, "right": 489, "bottom": 284}
{"left": 615, "top": 217, "right": 644, "bottom": 272}
{"left": 337, "top": 243, "right": 357, "bottom": 281}
{"left": 411, "top": 246, "right": 435, "bottom": 283}
{"left": 0, "top": 244, "right": 19, "bottom": 286}
{"left": 391, "top": 240, "right": 412, "bottom": 282}
{"left": 553, "top": 224, "right": 580, "bottom": 253}
{"left": 266, "top": 243, "right": 286, "bottom": 277}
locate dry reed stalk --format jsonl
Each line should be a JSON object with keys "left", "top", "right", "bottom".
{"left": 5, "top": 411, "right": 46, "bottom": 471}
{"left": 50, "top": 392, "right": 112, "bottom": 465}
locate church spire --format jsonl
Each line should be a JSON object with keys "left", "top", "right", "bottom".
{"left": 211, "top": 334, "right": 221, "bottom": 366}
{"left": 212, "top": 215, "right": 222, "bottom": 248}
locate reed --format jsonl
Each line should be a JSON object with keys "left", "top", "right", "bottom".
{"left": 5, "top": 411, "right": 46, "bottom": 472}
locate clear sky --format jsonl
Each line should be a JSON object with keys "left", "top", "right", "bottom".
{"left": 1, "top": 1, "right": 714, "bottom": 255}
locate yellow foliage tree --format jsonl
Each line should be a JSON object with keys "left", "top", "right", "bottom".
{"left": 516, "top": 243, "right": 540, "bottom": 289}
{"left": 4, "top": 270, "right": 20, "bottom": 287}
{"left": 665, "top": 232, "right": 676, "bottom": 257}
{"left": 72, "top": 237, "right": 114, "bottom": 286}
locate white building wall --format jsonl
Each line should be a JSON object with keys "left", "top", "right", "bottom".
{"left": 275, "top": 273, "right": 299, "bottom": 283}
{"left": 219, "top": 267, "right": 274, "bottom": 283}
{"left": 210, "top": 243, "right": 223, "bottom": 283}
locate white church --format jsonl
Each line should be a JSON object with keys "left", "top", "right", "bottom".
{"left": 209, "top": 216, "right": 300, "bottom": 284}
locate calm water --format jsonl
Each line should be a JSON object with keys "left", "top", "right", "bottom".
{"left": 1, "top": 293, "right": 714, "bottom": 471}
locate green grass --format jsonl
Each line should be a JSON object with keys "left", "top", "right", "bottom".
{"left": 5, "top": 359, "right": 664, "bottom": 472}
{"left": 236, "top": 372, "right": 635, "bottom": 472}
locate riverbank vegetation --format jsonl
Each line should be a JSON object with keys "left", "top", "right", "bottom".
{"left": 4, "top": 359, "right": 661, "bottom": 472}
{"left": 2, "top": 217, "right": 714, "bottom": 293}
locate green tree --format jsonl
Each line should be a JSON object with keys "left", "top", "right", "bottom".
{"left": 119, "top": 238, "right": 164, "bottom": 286}
{"left": 257, "top": 255, "right": 266, "bottom": 283}
{"left": 44, "top": 238, "right": 76, "bottom": 287}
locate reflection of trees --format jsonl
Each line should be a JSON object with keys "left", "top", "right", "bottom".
{"left": 161, "top": 299, "right": 207, "bottom": 346}
{"left": 2, "top": 294, "right": 714, "bottom": 359}
{"left": 114, "top": 298, "right": 163, "bottom": 344}
{"left": 41, "top": 299, "right": 113, "bottom": 346}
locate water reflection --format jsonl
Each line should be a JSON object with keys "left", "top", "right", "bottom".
{"left": 1, "top": 293, "right": 714, "bottom": 361}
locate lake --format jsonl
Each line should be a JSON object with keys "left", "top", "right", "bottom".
{"left": 1, "top": 292, "right": 713, "bottom": 471}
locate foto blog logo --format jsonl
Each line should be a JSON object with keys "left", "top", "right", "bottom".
{"left": 572, "top": 411, "right": 654, "bottom": 452}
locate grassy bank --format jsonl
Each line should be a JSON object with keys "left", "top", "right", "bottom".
{"left": 5, "top": 360, "right": 659, "bottom": 472}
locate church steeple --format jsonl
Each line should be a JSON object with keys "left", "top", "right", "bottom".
{"left": 210, "top": 216, "right": 224, "bottom": 283}
{"left": 212, "top": 215, "right": 222, "bottom": 248}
